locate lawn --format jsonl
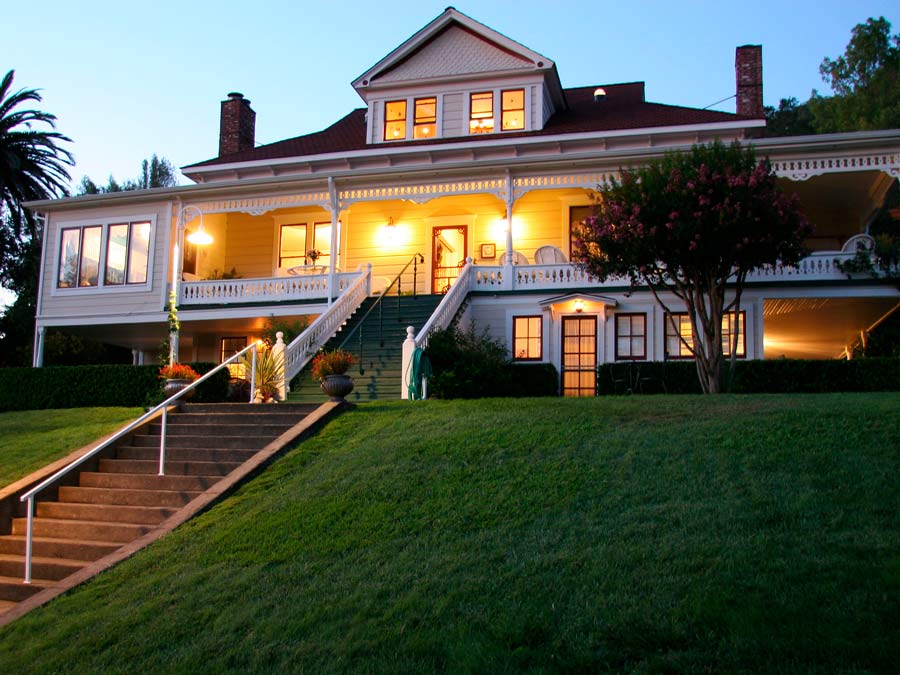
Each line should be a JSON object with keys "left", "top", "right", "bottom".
{"left": 1, "top": 394, "right": 898, "bottom": 673}
{"left": 0, "top": 407, "right": 142, "bottom": 487}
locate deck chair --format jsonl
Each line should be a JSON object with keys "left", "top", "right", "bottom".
{"left": 510, "top": 251, "right": 528, "bottom": 265}
{"left": 534, "top": 245, "right": 568, "bottom": 264}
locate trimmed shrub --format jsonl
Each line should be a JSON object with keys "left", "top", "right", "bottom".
{"left": 503, "top": 363, "right": 559, "bottom": 397}
{"left": 597, "top": 358, "right": 900, "bottom": 395}
{"left": 0, "top": 362, "right": 230, "bottom": 412}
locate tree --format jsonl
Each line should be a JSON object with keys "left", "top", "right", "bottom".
{"left": 77, "top": 154, "right": 177, "bottom": 194}
{"left": 764, "top": 97, "right": 814, "bottom": 137}
{"left": 574, "top": 142, "right": 811, "bottom": 394}
{"left": 808, "top": 17, "right": 900, "bottom": 132}
{"left": 0, "top": 70, "right": 73, "bottom": 366}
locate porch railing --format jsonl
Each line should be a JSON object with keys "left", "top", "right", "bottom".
{"left": 180, "top": 272, "right": 359, "bottom": 306}
{"left": 17, "top": 342, "right": 262, "bottom": 584}
{"left": 283, "top": 265, "right": 372, "bottom": 382}
{"left": 414, "top": 257, "right": 475, "bottom": 349}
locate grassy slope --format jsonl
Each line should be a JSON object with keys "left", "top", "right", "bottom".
{"left": 0, "top": 407, "right": 142, "bottom": 487}
{"left": 1, "top": 395, "right": 898, "bottom": 674}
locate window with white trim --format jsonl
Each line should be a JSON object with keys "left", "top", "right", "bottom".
{"left": 615, "top": 314, "right": 646, "bottom": 360}
{"left": 513, "top": 315, "right": 542, "bottom": 360}
{"left": 666, "top": 312, "right": 746, "bottom": 359}
{"left": 57, "top": 219, "right": 153, "bottom": 290}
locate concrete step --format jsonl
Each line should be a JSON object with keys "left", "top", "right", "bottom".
{"left": 180, "top": 402, "right": 318, "bottom": 415}
{"left": 0, "top": 554, "right": 87, "bottom": 581}
{"left": 36, "top": 501, "right": 177, "bottom": 525}
{"left": 98, "top": 458, "right": 242, "bottom": 476}
{"left": 58, "top": 486, "right": 202, "bottom": 508}
{"left": 171, "top": 412, "right": 310, "bottom": 425}
{"left": 79, "top": 472, "right": 221, "bottom": 492}
{"left": 0, "top": 576, "right": 53, "bottom": 602}
{"left": 116, "top": 447, "right": 257, "bottom": 463}
{"left": 0, "top": 535, "right": 120, "bottom": 561}
{"left": 129, "top": 434, "right": 269, "bottom": 449}
{"left": 145, "top": 423, "right": 295, "bottom": 437}
{"left": 11, "top": 517, "right": 153, "bottom": 543}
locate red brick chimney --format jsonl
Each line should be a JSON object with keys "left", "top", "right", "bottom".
{"left": 735, "top": 45, "right": 763, "bottom": 118}
{"left": 219, "top": 92, "right": 256, "bottom": 157}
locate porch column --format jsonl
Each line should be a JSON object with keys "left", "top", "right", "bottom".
{"left": 504, "top": 171, "right": 514, "bottom": 265}
{"left": 32, "top": 325, "right": 45, "bottom": 367}
{"left": 327, "top": 177, "right": 339, "bottom": 306}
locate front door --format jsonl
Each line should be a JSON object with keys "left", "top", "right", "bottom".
{"left": 432, "top": 225, "right": 468, "bottom": 294}
{"left": 561, "top": 316, "right": 597, "bottom": 397}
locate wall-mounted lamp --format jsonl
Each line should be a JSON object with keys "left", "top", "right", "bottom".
{"left": 169, "top": 205, "right": 214, "bottom": 366}
{"left": 574, "top": 299, "right": 584, "bottom": 313}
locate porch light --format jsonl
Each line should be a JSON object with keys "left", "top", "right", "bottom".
{"left": 187, "top": 223, "right": 213, "bottom": 246}
{"left": 574, "top": 299, "right": 584, "bottom": 313}
{"left": 386, "top": 216, "right": 396, "bottom": 232}
{"left": 169, "top": 205, "right": 214, "bottom": 366}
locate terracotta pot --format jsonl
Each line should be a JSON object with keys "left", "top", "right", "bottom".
{"left": 164, "top": 378, "right": 196, "bottom": 400}
{"left": 320, "top": 374, "right": 354, "bottom": 401}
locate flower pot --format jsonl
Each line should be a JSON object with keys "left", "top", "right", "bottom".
{"left": 320, "top": 374, "right": 354, "bottom": 401}
{"left": 164, "top": 378, "right": 196, "bottom": 400}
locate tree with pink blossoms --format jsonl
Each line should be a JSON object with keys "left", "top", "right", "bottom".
{"left": 574, "top": 141, "right": 812, "bottom": 393}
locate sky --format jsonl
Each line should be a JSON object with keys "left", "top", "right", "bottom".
{"left": 3, "top": 0, "right": 896, "bottom": 195}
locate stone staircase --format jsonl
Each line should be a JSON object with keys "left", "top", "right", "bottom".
{"left": 0, "top": 402, "right": 321, "bottom": 619}
{"left": 289, "top": 293, "right": 443, "bottom": 403}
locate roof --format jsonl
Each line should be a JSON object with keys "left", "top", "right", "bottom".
{"left": 185, "top": 83, "right": 756, "bottom": 170}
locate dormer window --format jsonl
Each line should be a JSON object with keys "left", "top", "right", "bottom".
{"left": 414, "top": 97, "right": 437, "bottom": 139}
{"left": 384, "top": 100, "right": 407, "bottom": 141}
{"left": 469, "top": 92, "right": 494, "bottom": 134}
{"left": 501, "top": 89, "right": 525, "bottom": 130}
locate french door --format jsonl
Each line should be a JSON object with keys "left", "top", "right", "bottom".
{"left": 432, "top": 226, "right": 467, "bottom": 294}
{"left": 561, "top": 316, "right": 597, "bottom": 397}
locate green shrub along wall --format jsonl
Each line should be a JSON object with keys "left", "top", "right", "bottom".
{"left": 0, "top": 363, "right": 230, "bottom": 412}
{"left": 596, "top": 358, "right": 900, "bottom": 395}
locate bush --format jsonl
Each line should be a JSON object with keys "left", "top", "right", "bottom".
{"left": 425, "top": 326, "right": 559, "bottom": 398}
{"left": 0, "top": 362, "right": 230, "bottom": 412}
{"left": 596, "top": 358, "right": 900, "bottom": 395}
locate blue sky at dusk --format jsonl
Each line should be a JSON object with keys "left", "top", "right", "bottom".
{"left": 2, "top": 0, "right": 897, "bottom": 191}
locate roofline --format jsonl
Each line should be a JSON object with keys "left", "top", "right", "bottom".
{"left": 183, "top": 119, "right": 766, "bottom": 177}
{"left": 25, "top": 127, "right": 900, "bottom": 212}
{"left": 351, "top": 7, "right": 555, "bottom": 92}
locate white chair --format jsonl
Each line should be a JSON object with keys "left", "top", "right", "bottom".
{"left": 534, "top": 245, "right": 568, "bottom": 264}
{"left": 511, "top": 251, "right": 528, "bottom": 265}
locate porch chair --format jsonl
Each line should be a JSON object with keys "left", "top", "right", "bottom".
{"left": 534, "top": 245, "right": 568, "bottom": 264}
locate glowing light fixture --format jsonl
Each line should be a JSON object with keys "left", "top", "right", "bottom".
{"left": 187, "top": 223, "right": 213, "bottom": 246}
{"left": 574, "top": 299, "right": 584, "bottom": 313}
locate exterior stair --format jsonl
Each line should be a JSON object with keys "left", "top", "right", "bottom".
{"left": 289, "top": 293, "right": 443, "bottom": 403}
{"left": 0, "top": 402, "right": 320, "bottom": 621}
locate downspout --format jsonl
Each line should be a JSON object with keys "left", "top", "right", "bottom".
{"left": 32, "top": 212, "right": 49, "bottom": 367}
{"left": 327, "top": 177, "right": 339, "bottom": 306}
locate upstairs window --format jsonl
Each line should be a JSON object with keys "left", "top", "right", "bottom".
{"left": 413, "top": 97, "right": 437, "bottom": 139}
{"left": 469, "top": 92, "right": 494, "bottom": 134}
{"left": 58, "top": 225, "right": 102, "bottom": 288}
{"left": 57, "top": 219, "right": 152, "bottom": 290}
{"left": 105, "top": 221, "right": 151, "bottom": 285}
{"left": 279, "top": 222, "right": 331, "bottom": 268}
{"left": 501, "top": 89, "right": 525, "bottom": 130}
{"left": 383, "top": 100, "right": 407, "bottom": 141}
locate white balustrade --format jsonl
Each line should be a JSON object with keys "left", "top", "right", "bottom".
{"left": 414, "top": 260, "right": 475, "bottom": 349}
{"left": 180, "top": 272, "right": 358, "bottom": 306}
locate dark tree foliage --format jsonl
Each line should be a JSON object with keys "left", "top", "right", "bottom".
{"left": 574, "top": 141, "right": 811, "bottom": 393}
{"left": 77, "top": 154, "right": 177, "bottom": 194}
{"left": 764, "top": 97, "right": 815, "bottom": 137}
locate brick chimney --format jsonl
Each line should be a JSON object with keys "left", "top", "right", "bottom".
{"left": 218, "top": 92, "right": 256, "bottom": 157}
{"left": 735, "top": 45, "right": 763, "bottom": 118}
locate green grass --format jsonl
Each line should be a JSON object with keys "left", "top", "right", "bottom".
{"left": 1, "top": 394, "right": 899, "bottom": 673}
{"left": 0, "top": 407, "right": 142, "bottom": 487}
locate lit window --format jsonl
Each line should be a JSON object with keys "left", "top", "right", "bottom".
{"left": 313, "top": 222, "right": 332, "bottom": 262}
{"left": 221, "top": 336, "right": 248, "bottom": 378}
{"left": 513, "top": 315, "right": 542, "bottom": 360}
{"left": 413, "top": 97, "right": 436, "bottom": 139}
{"left": 469, "top": 92, "right": 494, "bottom": 134}
{"left": 722, "top": 312, "right": 746, "bottom": 358}
{"left": 501, "top": 89, "right": 525, "bottom": 130}
{"left": 105, "top": 221, "right": 150, "bottom": 285}
{"left": 666, "top": 312, "right": 746, "bottom": 359}
{"left": 58, "top": 225, "right": 102, "bottom": 288}
{"left": 384, "top": 100, "right": 407, "bottom": 141}
{"left": 615, "top": 314, "right": 646, "bottom": 360}
{"left": 279, "top": 224, "right": 307, "bottom": 268}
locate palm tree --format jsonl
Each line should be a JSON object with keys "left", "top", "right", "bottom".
{"left": 0, "top": 69, "right": 74, "bottom": 237}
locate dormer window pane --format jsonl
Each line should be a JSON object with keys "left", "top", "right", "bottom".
{"left": 384, "top": 100, "right": 407, "bottom": 141}
{"left": 469, "top": 92, "right": 494, "bottom": 134}
{"left": 501, "top": 89, "right": 525, "bottom": 130}
{"left": 413, "top": 97, "right": 437, "bottom": 139}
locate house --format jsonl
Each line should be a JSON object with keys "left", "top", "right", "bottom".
{"left": 26, "top": 8, "right": 900, "bottom": 397}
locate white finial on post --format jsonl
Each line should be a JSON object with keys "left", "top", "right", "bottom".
{"left": 401, "top": 325, "right": 416, "bottom": 399}
{"left": 272, "top": 331, "right": 286, "bottom": 401}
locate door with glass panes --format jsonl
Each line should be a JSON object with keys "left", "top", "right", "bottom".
{"left": 561, "top": 316, "right": 597, "bottom": 397}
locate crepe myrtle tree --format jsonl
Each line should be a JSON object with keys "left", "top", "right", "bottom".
{"left": 574, "top": 141, "right": 811, "bottom": 393}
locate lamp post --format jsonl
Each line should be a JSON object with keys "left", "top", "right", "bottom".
{"left": 169, "top": 205, "right": 213, "bottom": 366}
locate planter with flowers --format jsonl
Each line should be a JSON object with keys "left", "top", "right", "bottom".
{"left": 159, "top": 363, "right": 200, "bottom": 400}
{"left": 310, "top": 349, "right": 357, "bottom": 401}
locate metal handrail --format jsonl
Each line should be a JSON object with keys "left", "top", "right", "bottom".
{"left": 336, "top": 254, "right": 424, "bottom": 358}
{"left": 18, "top": 341, "right": 262, "bottom": 584}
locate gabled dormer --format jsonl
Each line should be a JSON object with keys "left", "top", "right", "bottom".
{"left": 352, "top": 7, "right": 567, "bottom": 144}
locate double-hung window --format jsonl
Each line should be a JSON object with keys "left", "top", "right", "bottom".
{"left": 513, "top": 315, "right": 542, "bottom": 360}
{"left": 384, "top": 100, "right": 407, "bottom": 141}
{"left": 666, "top": 312, "right": 746, "bottom": 359}
{"left": 501, "top": 89, "right": 525, "bottom": 130}
{"left": 469, "top": 92, "right": 494, "bottom": 134}
{"left": 57, "top": 218, "right": 153, "bottom": 290}
{"left": 615, "top": 314, "right": 646, "bottom": 360}
{"left": 413, "top": 97, "right": 436, "bottom": 139}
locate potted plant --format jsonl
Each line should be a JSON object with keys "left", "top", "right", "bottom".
{"left": 310, "top": 349, "right": 357, "bottom": 401}
{"left": 159, "top": 363, "right": 200, "bottom": 399}
{"left": 238, "top": 345, "right": 285, "bottom": 403}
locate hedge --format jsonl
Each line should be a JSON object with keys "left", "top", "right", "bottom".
{"left": 0, "top": 362, "right": 230, "bottom": 412}
{"left": 596, "top": 358, "right": 900, "bottom": 395}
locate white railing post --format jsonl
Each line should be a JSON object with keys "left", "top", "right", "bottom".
{"left": 272, "top": 331, "right": 286, "bottom": 400}
{"left": 401, "top": 326, "right": 416, "bottom": 400}
{"left": 24, "top": 497, "right": 34, "bottom": 584}
{"left": 158, "top": 406, "right": 168, "bottom": 476}
{"left": 250, "top": 347, "right": 258, "bottom": 403}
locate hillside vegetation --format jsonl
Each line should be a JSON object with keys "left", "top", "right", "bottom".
{"left": 1, "top": 395, "right": 898, "bottom": 673}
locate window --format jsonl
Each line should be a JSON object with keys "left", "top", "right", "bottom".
{"left": 221, "top": 336, "right": 248, "bottom": 378}
{"left": 104, "top": 221, "right": 151, "bottom": 285}
{"left": 666, "top": 312, "right": 746, "bottom": 359}
{"left": 513, "top": 316, "right": 542, "bottom": 360}
{"left": 469, "top": 92, "right": 494, "bottom": 134}
{"left": 279, "top": 222, "right": 332, "bottom": 268}
{"left": 501, "top": 89, "right": 525, "bottom": 130}
{"left": 384, "top": 100, "right": 407, "bottom": 141}
{"left": 615, "top": 314, "right": 646, "bottom": 360}
{"left": 58, "top": 226, "right": 101, "bottom": 288}
{"left": 569, "top": 205, "right": 592, "bottom": 258}
{"left": 413, "top": 97, "right": 437, "bottom": 139}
